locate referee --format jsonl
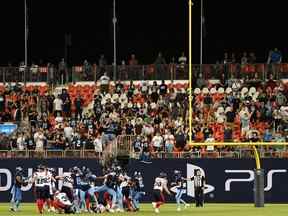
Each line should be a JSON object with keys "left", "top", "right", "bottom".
{"left": 190, "top": 169, "right": 206, "bottom": 207}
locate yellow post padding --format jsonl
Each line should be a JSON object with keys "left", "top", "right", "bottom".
{"left": 252, "top": 146, "right": 261, "bottom": 170}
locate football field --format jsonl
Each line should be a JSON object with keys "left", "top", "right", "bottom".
{"left": 0, "top": 203, "right": 288, "bottom": 216}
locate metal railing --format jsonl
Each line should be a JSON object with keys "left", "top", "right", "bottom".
{"left": 131, "top": 149, "right": 288, "bottom": 159}
{"left": 1, "top": 63, "right": 288, "bottom": 83}
{"left": 116, "top": 135, "right": 288, "bottom": 159}
{"left": 1, "top": 147, "right": 288, "bottom": 159}
{"left": 0, "top": 150, "right": 103, "bottom": 159}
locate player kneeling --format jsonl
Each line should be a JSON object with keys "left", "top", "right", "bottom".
{"left": 53, "top": 191, "right": 76, "bottom": 214}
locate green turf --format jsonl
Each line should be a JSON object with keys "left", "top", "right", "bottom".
{"left": 1, "top": 203, "right": 288, "bottom": 216}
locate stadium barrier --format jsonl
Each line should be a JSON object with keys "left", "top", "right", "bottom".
{"left": 1, "top": 148, "right": 288, "bottom": 159}
{"left": 1, "top": 158, "right": 288, "bottom": 203}
{"left": 1, "top": 63, "right": 288, "bottom": 83}
{"left": 0, "top": 150, "right": 102, "bottom": 159}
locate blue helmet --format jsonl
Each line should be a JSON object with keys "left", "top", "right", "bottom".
{"left": 16, "top": 167, "right": 23, "bottom": 173}
{"left": 160, "top": 172, "right": 167, "bottom": 178}
{"left": 88, "top": 174, "right": 97, "bottom": 182}
{"left": 174, "top": 170, "right": 181, "bottom": 175}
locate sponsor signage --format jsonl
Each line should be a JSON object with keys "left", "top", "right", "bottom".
{"left": 0, "top": 159, "right": 287, "bottom": 202}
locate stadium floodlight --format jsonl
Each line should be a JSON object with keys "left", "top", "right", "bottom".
{"left": 24, "top": 0, "right": 28, "bottom": 82}
{"left": 113, "top": 0, "right": 117, "bottom": 81}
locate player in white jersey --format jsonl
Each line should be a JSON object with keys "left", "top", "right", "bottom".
{"left": 152, "top": 172, "right": 171, "bottom": 213}
{"left": 31, "top": 165, "right": 47, "bottom": 214}
{"left": 61, "top": 170, "right": 74, "bottom": 203}
{"left": 53, "top": 191, "right": 76, "bottom": 214}
{"left": 43, "top": 168, "right": 58, "bottom": 212}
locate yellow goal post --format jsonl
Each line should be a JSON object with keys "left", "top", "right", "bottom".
{"left": 189, "top": 142, "right": 288, "bottom": 170}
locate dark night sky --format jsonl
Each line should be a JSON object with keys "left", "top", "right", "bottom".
{"left": 0, "top": 0, "right": 287, "bottom": 65}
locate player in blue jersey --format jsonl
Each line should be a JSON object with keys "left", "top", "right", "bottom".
{"left": 170, "top": 170, "right": 190, "bottom": 211}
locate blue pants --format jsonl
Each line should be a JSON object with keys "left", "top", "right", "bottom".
{"left": 116, "top": 186, "right": 123, "bottom": 209}
{"left": 74, "top": 189, "right": 86, "bottom": 211}
{"left": 175, "top": 188, "right": 186, "bottom": 206}
{"left": 10, "top": 186, "right": 22, "bottom": 202}
{"left": 131, "top": 190, "right": 145, "bottom": 209}
{"left": 90, "top": 185, "right": 116, "bottom": 207}
{"left": 10, "top": 186, "right": 22, "bottom": 210}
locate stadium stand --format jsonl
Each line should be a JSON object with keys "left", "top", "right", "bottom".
{"left": 0, "top": 63, "right": 288, "bottom": 160}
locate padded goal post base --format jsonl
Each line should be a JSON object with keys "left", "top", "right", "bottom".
{"left": 254, "top": 169, "right": 264, "bottom": 207}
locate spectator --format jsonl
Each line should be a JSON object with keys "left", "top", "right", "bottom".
{"left": 83, "top": 59, "right": 91, "bottom": 80}
{"left": 267, "top": 48, "right": 282, "bottom": 64}
{"left": 141, "top": 81, "right": 149, "bottom": 95}
{"left": 140, "top": 137, "right": 151, "bottom": 163}
{"left": 119, "top": 60, "right": 127, "bottom": 80}
{"left": 241, "top": 52, "right": 248, "bottom": 65}
{"left": 127, "top": 80, "right": 135, "bottom": 99}
{"left": 58, "top": 58, "right": 67, "bottom": 84}
{"left": 133, "top": 136, "right": 143, "bottom": 153}
{"left": 115, "top": 80, "right": 124, "bottom": 94}
{"left": 93, "top": 133, "right": 103, "bottom": 153}
{"left": 13, "top": 105, "right": 22, "bottom": 125}
{"left": 16, "top": 132, "right": 26, "bottom": 151}
{"left": 74, "top": 95, "right": 83, "bottom": 119}
{"left": 196, "top": 73, "right": 206, "bottom": 88}
{"left": 0, "top": 93, "right": 5, "bottom": 113}
{"left": 205, "top": 133, "right": 215, "bottom": 143}
{"left": 175, "top": 126, "right": 186, "bottom": 150}
{"left": 64, "top": 123, "right": 73, "bottom": 144}
{"left": 178, "top": 52, "right": 187, "bottom": 65}
{"left": 239, "top": 107, "right": 251, "bottom": 137}
{"left": 163, "top": 129, "right": 175, "bottom": 153}
{"left": 30, "top": 63, "right": 39, "bottom": 81}
{"left": 63, "top": 97, "right": 71, "bottom": 117}
{"left": 159, "top": 80, "right": 168, "bottom": 96}
{"left": 154, "top": 52, "right": 167, "bottom": 79}
{"left": 263, "top": 128, "right": 273, "bottom": 142}
{"left": 152, "top": 132, "right": 163, "bottom": 152}
{"left": 98, "top": 54, "right": 107, "bottom": 75}
{"left": 34, "top": 129, "right": 46, "bottom": 152}
{"left": 53, "top": 95, "right": 63, "bottom": 117}
{"left": 223, "top": 52, "right": 230, "bottom": 64}
{"left": 99, "top": 72, "right": 110, "bottom": 93}
{"left": 129, "top": 54, "right": 138, "bottom": 65}
{"left": 231, "top": 53, "right": 237, "bottom": 63}
{"left": 247, "top": 130, "right": 260, "bottom": 142}
{"left": 25, "top": 134, "right": 35, "bottom": 150}
{"left": 47, "top": 63, "right": 55, "bottom": 85}
{"left": 54, "top": 132, "right": 66, "bottom": 150}
{"left": 19, "top": 61, "right": 26, "bottom": 82}
{"left": 248, "top": 52, "right": 256, "bottom": 64}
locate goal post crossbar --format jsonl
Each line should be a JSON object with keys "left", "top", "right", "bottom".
{"left": 189, "top": 142, "right": 288, "bottom": 169}
{"left": 189, "top": 142, "right": 288, "bottom": 147}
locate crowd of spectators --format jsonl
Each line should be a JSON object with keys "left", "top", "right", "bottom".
{"left": 0, "top": 71, "right": 288, "bottom": 159}
{"left": 220, "top": 49, "right": 283, "bottom": 64}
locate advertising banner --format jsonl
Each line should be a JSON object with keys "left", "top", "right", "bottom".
{"left": 0, "top": 158, "right": 288, "bottom": 203}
